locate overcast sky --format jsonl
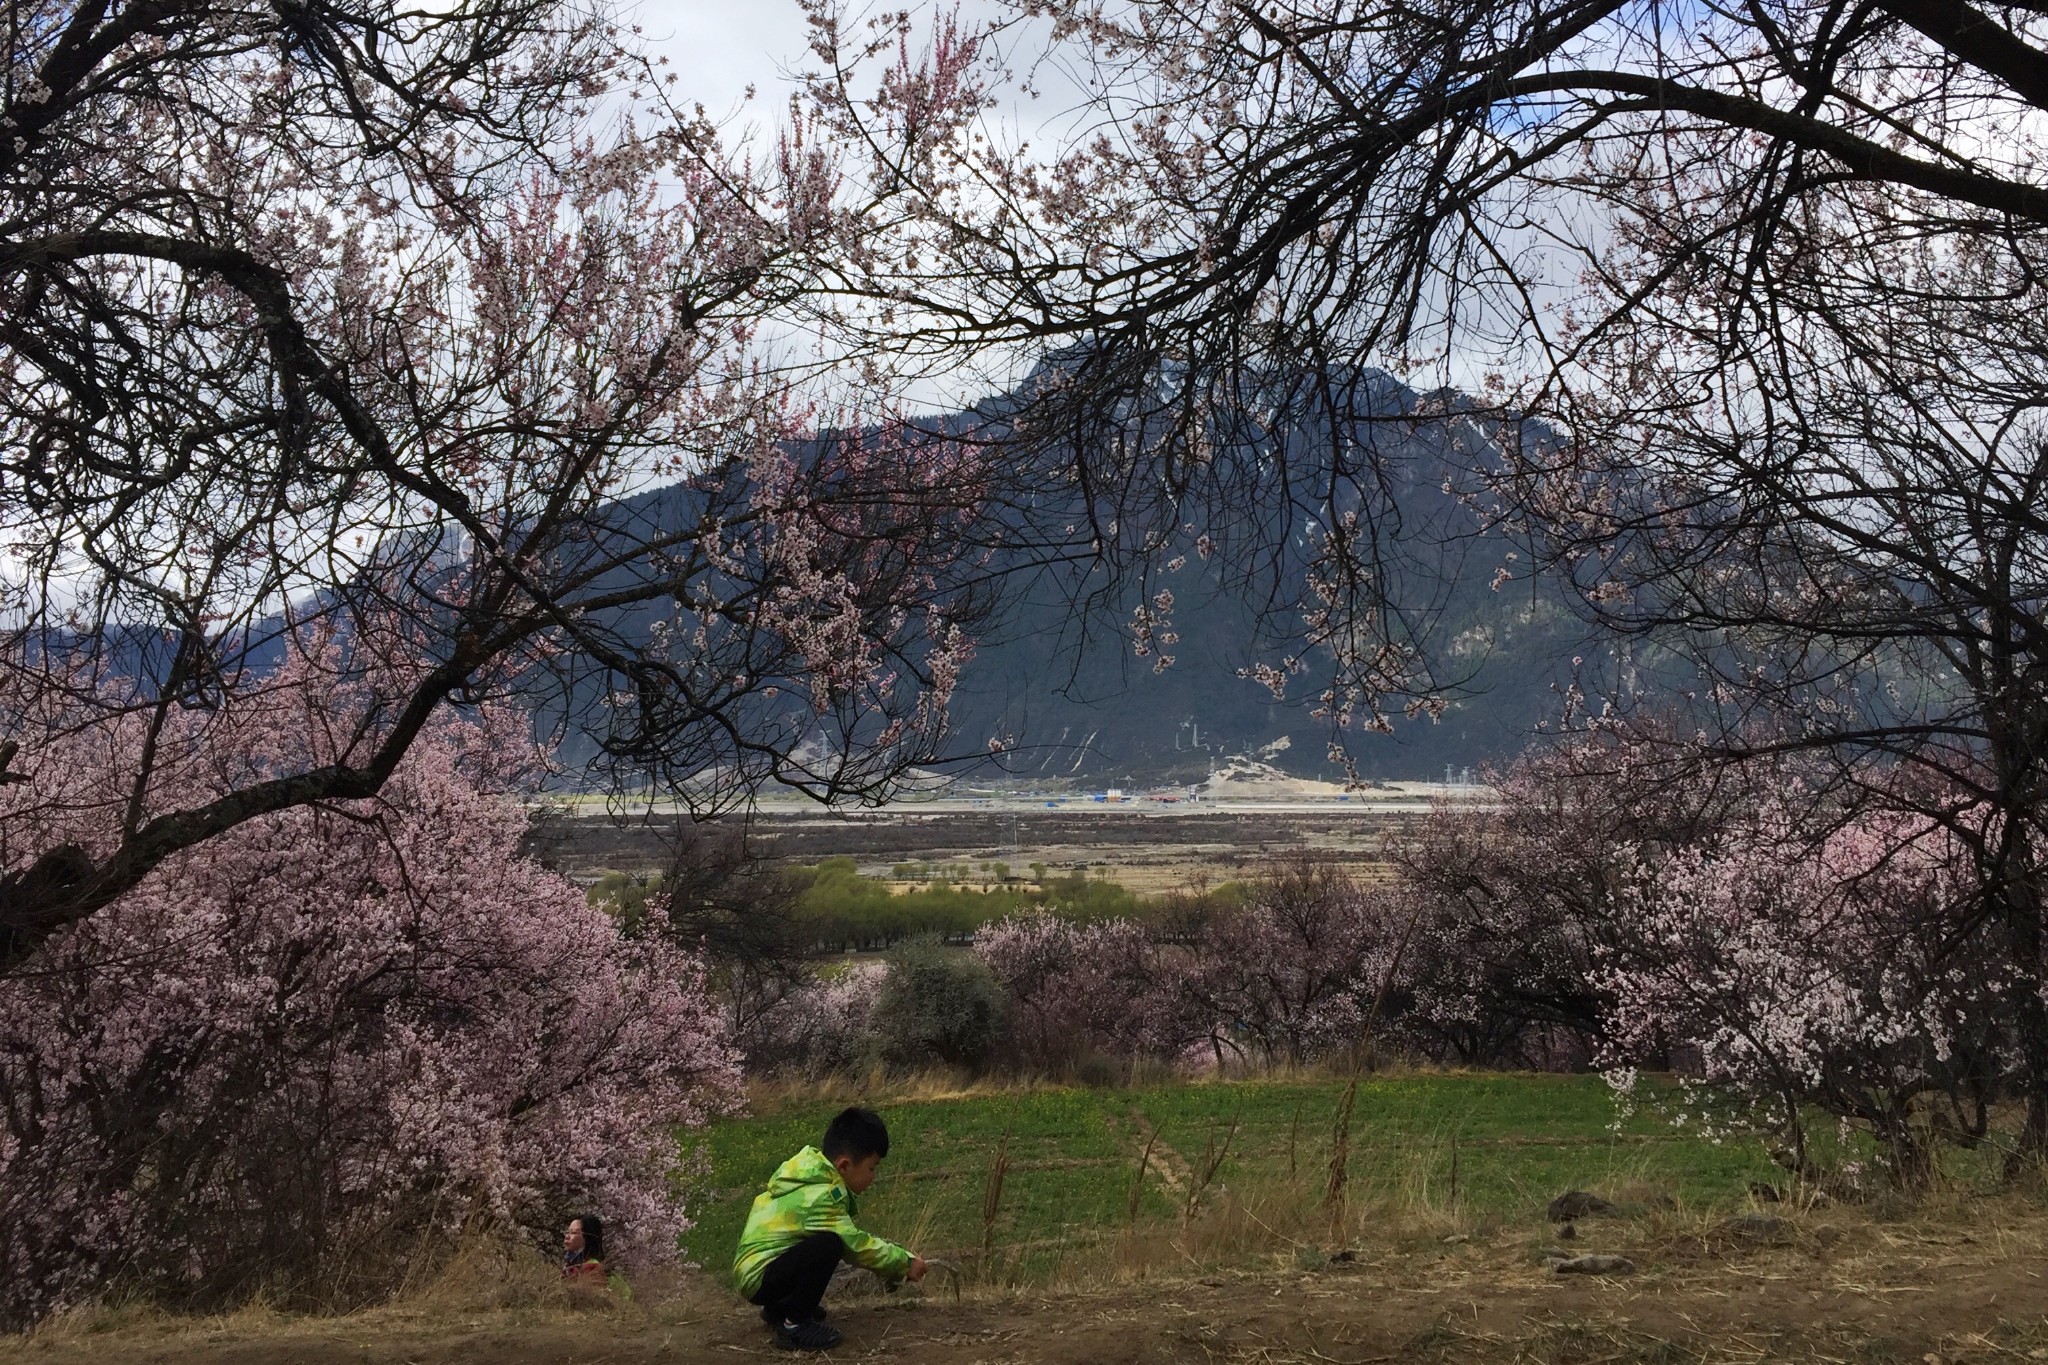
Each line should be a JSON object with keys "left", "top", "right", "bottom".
{"left": 629, "top": 0, "right": 824, "bottom": 127}
{"left": 623, "top": 0, "right": 1078, "bottom": 151}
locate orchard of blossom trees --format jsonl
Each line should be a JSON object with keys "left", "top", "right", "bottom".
{"left": 733, "top": 739, "right": 2004, "bottom": 1193}
{"left": 7, "top": 0, "right": 2048, "bottom": 1327}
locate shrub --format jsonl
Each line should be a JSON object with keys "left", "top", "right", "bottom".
{"left": 1599, "top": 809, "right": 2002, "bottom": 1187}
{"left": 742, "top": 962, "right": 886, "bottom": 1075}
{"left": 870, "top": 937, "right": 1007, "bottom": 1070}
{"left": 977, "top": 861, "right": 1434, "bottom": 1074}
{"left": 974, "top": 913, "right": 1196, "bottom": 1069}
{"left": 1184, "top": 859, "right": 1408, "bottom": 1066}
{"left": 0, "top": 670, "right": 739, "bottom": 1328}
{"left": 790, "top": 859, "right": 1042, "bottom": 949}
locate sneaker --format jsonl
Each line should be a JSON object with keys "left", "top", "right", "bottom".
{"left": 774, "top": 1319, "right": 842, "bottom": 1352}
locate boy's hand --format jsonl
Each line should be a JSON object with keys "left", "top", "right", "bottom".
{"left": 907, "top": 1257, "right": 929, "bottom": 1282}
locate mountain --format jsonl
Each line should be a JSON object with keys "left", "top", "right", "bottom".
{"left": 547, "top": 366, "right": 1608, "bottom": 787}
{"left": 944, "top": 559, "right": 1593, "bottom": 786}
{"left": 52, "top": 367, "right": 1604, "bottom": 789}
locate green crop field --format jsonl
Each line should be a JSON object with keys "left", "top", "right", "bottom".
{"left": 679, "top": 1072, "right": 1788, "bottom": 1284}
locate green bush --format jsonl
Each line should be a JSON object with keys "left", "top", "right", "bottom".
{"left": 1038, "top": 871, "right": 1143, "bottom": 920}
{"left": 870, "top": 937, "right": 1007, "bottom": 1070}
{"left": 787, "top": 859, "right": 1045, "bottom": 950}
{"left": 595, "top": 859, "right": 1239, "bottom": 954}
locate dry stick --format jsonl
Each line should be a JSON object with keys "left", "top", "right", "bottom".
{"left": 981, "top": 1121, "right": 1013, "bottom": 1265}
{"left": 1449, "top": 1133, "right": 1460, "bottom": 1210}
{"left": 1326, "top": 899, "right": 1433, "bottom": 1218}
{"left": 1288, "top": 1099, "right": 1304, "bottom": 1180}
{"left": 901, "top": 1256, "right": 964, "bottom": 1303}
{"left": 1324, "top": 1075, "right": 1359, "bottom": 1213}
{"left": 1128, "top": 1128, "right": 1160, "bottom": 1223}
{"left": 1184, "top": 1102, "right": 1242, "bottom": 1220}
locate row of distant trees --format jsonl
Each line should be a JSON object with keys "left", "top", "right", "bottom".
{"left": 592, "top": 845, "right": 1162, "bottom": 954}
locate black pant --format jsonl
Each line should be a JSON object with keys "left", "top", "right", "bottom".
{"left": 750, "top": 1231, "right": 846, "bottom": 1322}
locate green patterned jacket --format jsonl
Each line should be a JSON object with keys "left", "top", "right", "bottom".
{"left": 732, "top": 1145, "right": 912, "bottom": 1298}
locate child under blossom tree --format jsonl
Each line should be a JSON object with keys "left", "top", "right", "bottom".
{"left": 0, "top": 653, "right": 741, "bottom": 1327}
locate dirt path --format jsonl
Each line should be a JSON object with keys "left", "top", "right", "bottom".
{"left": 1128, "top": 1106, "right": 1194, "bottom": 1199}
{"left": 12, "top": 1220, "right": 2048, "bottom": 1365}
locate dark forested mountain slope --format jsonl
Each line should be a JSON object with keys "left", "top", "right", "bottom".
{"left": 554, "top": 368, "right": 1609, "bottom": 786}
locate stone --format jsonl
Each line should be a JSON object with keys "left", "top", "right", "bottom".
{"left": 1553, "top": 1254, "right": 1636, "bottom": 1276}
{"left": 1547, "top": 1190, "right": 1615, "bottom": 1221}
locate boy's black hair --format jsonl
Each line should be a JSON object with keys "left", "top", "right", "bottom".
{"left": 821, "top": 1106, "right": 890, "bottom": 1162}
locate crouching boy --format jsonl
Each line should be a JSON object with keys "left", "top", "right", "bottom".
{"left": 734, "top": 1106, "right": 929, "bottom": 1351}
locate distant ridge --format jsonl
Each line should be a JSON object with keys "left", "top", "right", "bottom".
{"left": 46, "top": 369, "right": 1607, "bottom": 789}
{"left": 553, "top": 367, "right": 1604, "bottom": 787}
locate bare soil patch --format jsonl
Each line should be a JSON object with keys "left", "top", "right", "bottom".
{"left": 15, "top": 1206, "right": 2048, "bottom": 1365}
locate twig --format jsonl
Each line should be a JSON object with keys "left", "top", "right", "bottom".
{"left": 1129, "top": 1128, "right": 1160, "bottom": 1222}
{"left": 1289, "top": 1099, "right": 1304, "bottom": 1180}
{"left": 981, "top": 1121, "right": 1013, "bottom": 1261}
{"left": 917, "top": 1256, "right": 964, "bottom": 1303}
{"left": 1325, "top": 1075, "right": 1360, "bottom": 1214}
{"left": 1186, "top": 1101, "right": 1243, "bottom": 1219}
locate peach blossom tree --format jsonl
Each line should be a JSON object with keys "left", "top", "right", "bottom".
{"left": 0, "top": 654, "right": 740, "bottom": 1326}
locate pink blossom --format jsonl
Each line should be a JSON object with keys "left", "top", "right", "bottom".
{"left": 0, "top": 664, "right": 740, "bottom": 1326}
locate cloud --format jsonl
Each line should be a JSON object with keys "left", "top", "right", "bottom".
{"left": 626, "top": 0, "right": 813, "bottom": 123}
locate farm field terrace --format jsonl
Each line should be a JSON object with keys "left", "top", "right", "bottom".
{"left": 681, "top": 1071, "right": 1788, "bottom": 1283}
{"left": 23, "top": 1071, "right": 2048, "bottom": 1365}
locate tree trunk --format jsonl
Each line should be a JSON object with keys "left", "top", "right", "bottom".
{"left": 2001, "top": 868, "right": 2048, "bottom": 1174}
{"left": 2010, "top": 982, "right": 2048, "bottom": 1175}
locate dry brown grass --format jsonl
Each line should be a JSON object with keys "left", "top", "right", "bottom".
{"left": 1015, "top": 1136, "right": 2048, "bottom": 1305}
{"left": 820, "top": 1179, "right": 2048, "bottom": 1363}
{"left": 8, "top": 1233, "right": 741, "bottom": 1359}
{"left": 11, "top": 1191, "right": 2048, "bottom": 1364}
